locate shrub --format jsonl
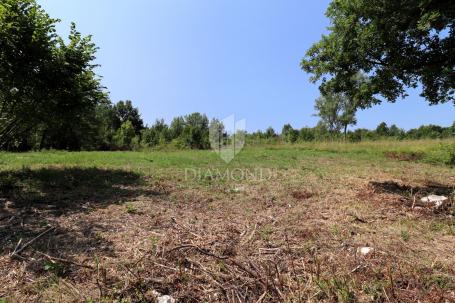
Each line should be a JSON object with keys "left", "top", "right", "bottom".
{"left": 425, "top": 143, "right": 455, "bottom": 166}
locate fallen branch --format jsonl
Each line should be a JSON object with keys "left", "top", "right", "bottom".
{"left": 10, "top": 226, "right": 55, "bottom": 259}
{"left": 36, "top": 251, "right": 94, "bottom": 269}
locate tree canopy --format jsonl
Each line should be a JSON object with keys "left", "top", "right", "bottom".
{"left": 314, "top": 91, "right": 358, "bottom": 137}
{"left": 301, "top": 0, "right": 455, "bottom": 107}
{"left": 0, "top": 0, "right": 106, "bottom": 149}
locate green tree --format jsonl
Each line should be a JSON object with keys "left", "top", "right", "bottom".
{"left": 299, "top": 127, "right": 316, "bottom": 142}
{"left": 0, "top": 0, "right": 106, "bottom": 150}
{"left": 114, "top": 121, "right": 136, "bottom": 149}
{"left": 265, "top": 127, "right": 277, "bottom": 139}
{"left": 388, "top": 124, "right": 405, "bottom": 138}
{"left": 314, "top": 92, "right": 357, "bottom": 139}
{"left": 301, "top": 0, "right": 455, "bottom": 106}
{"left": 141, "top": 119, "right": 172, "bottom": 148}
{"left": 180, "top": 113, "right": 210, "bottom": 149}
{"left": 169, "top": 116, "right": 185, "bottom": 139}
{"left": 281, "top": 124, "right": 298, "bottom": 143}
{"left": 376, "top": 122, "right": 390, "bottom": 137}
{"left": 0, "top": 0, "right": 57, "bottom": 145}
{"left": 112, "top": 100, "right": 144, "bottom": 135}
{"left": 209, "top": 118, "right": 225, "bottom": 150}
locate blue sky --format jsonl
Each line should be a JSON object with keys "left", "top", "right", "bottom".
{"left": 38, "top": 0, "right": 454, "bottom": 132}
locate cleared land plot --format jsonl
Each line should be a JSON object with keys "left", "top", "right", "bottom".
{"left": 0, "top": 141, "right": 454, "bottom": 302}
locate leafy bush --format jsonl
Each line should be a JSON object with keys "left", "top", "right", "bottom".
{"left": 425, "top": 143, "right": 455, "bottom": 166}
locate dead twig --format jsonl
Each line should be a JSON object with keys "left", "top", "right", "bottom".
{"left": 10, "top": 227, "right": 55, "bottom": 258}
{"left": 171, "top": 217, "right": 203, "bottom": 239}
{"left": 35, "top": 251, "right": 94, "bottom": 269}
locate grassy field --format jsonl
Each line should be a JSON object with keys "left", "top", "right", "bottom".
{"left": 0, "top": 140, "right": 454, "bottom": 302}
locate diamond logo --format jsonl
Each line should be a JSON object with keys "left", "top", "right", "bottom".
{"left": 209, "top": 115, "right": 246, "bottom": 163}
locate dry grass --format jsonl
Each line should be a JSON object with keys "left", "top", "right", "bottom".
{"left": 0, "top": 146, "right": 454, "bottom": 302}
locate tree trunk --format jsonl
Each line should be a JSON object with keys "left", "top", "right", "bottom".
{"left": 344, "top": 124, "right": 348, "bottom": 141}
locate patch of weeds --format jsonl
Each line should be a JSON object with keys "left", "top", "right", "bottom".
{"left": 316, "top": 276, "right": 356, "bottom": 303}
{"left": 425, "top": 143, "right": 455, "bottom": 166}
{"left": 424, "top": 274, "right": 454, "bottom": 290}
{"left": 401, "top": 229, "right": 410, "bottom": 242}
{"left": 125, "top": 203, "right": 138, "bottom": 214}
{"left": 217, "top": 260, "right": 228, "bottom": 273}
{"left": 33, "top": 274, "right": 60, "bottom": 293}
{"left": 330, "top": 224, "right": 341, "bottom": 237}
{"left": 259, "top": 224, "right": 273, "bottom": 242}
{"left": 44, "top": 261, "right": 65, "bottom": 277}
{"left": 363, "top": 279, "right": 387, "bottom": 302}
{"left": 429, "top": 222, "right": 445, "bottom": 233}
{"left": 447, "top": 220, "right": 455, "bottom": 235}
{"left": 149, "top": 235, "right": 160, "bottom": 253}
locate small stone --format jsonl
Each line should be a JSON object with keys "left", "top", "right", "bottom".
{"left": 158, "top": 295, "right": 175, "bottom": 303}
{"left": 231, "top": 187, "right": 244, "bottom": 193}
{"left": 357, "top": 247, "right": 374, "bottom": 256}
{"left": 420, "top": 195, "right": 448, "bottom": 208}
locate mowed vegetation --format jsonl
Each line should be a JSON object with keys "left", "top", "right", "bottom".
{"left": 1, "top": 0, "right": 455, "bottom": 302}
{"left": 1, "top": 140, "right": 454, "bottom": 302}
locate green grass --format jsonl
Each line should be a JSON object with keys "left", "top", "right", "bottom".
{"left": 0, "top": 139, "right": 453, "bottom": 171}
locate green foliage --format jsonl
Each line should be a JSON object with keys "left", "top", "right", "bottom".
{"left": 125, "top": 203, "right": 137, "bottom": 214}
{"left": 299, "top": 127, "right": 316, "bottom": 142}
{"left": 315, "top": 91, "right": 358, "bottom": 138}
{"left": 302, "top": 0, "right": 455, "bottom": 106}
{"left": 376, "top": 122, "right": 389, "bottom": 137}
{"left": 265, "top": 127, "right": 277, "bottom": 139}
{"left": 281, "top": 124, "right": 299, "bottom": 143}
{"left": 316, "top": 276, "right": 356, "bottom": 302}
{"left": 114, "top": 121, "right": 136, "bottom": 149}
{"left": 401, "top": 229, "right": 410, "bottom": 242}
{"left": 0, "top": 0, "right": 107, "bottom": 151}
{"left": 43, "top": 261, "right": 65, "bottom": 276}
{"left": 425, "top": 142, "right": 455, "bottom": 166}
{"left": 112, "top": 100, "right": 144, "bottom": 135}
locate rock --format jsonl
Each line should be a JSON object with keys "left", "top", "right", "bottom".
{"left": 157, "top": 295, "right": 176, "bottom": 303}
{"left": 357, "top": 247, "right": 374, "bottom": 256}
{"left": 148, "top": 290, "right": 175, "bottom": 303}
{"left": 231, "top": 187, "right": 244, "bottom": 193}
{"left": 420, "top": 195, "right": 448, "bottom": 209}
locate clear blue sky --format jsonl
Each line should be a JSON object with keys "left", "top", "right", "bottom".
{"left": 39, "top": 0, "right": 454, "bottom": 132}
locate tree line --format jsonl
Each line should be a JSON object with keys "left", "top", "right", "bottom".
{"left": 1, "top": 0, "right": 454, "bottom": 152}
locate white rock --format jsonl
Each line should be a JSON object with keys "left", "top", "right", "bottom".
{"left": 151, "top": 290, "right": 161, "bottom": 297}
{"left": 420, "top": 195, "right": 448, "bottom": 208}
{"left": 158, "top": 295, "right": 176, "bottom": 303}
{"left": 357, "top": 247, "right": 374, "bottom": 256}
{"left": 232, "top": 187, "right": 244, "bottom": 193}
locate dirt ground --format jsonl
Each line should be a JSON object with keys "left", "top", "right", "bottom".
{"left": 0, "top": 155, "right": 454, "bottom": 302}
